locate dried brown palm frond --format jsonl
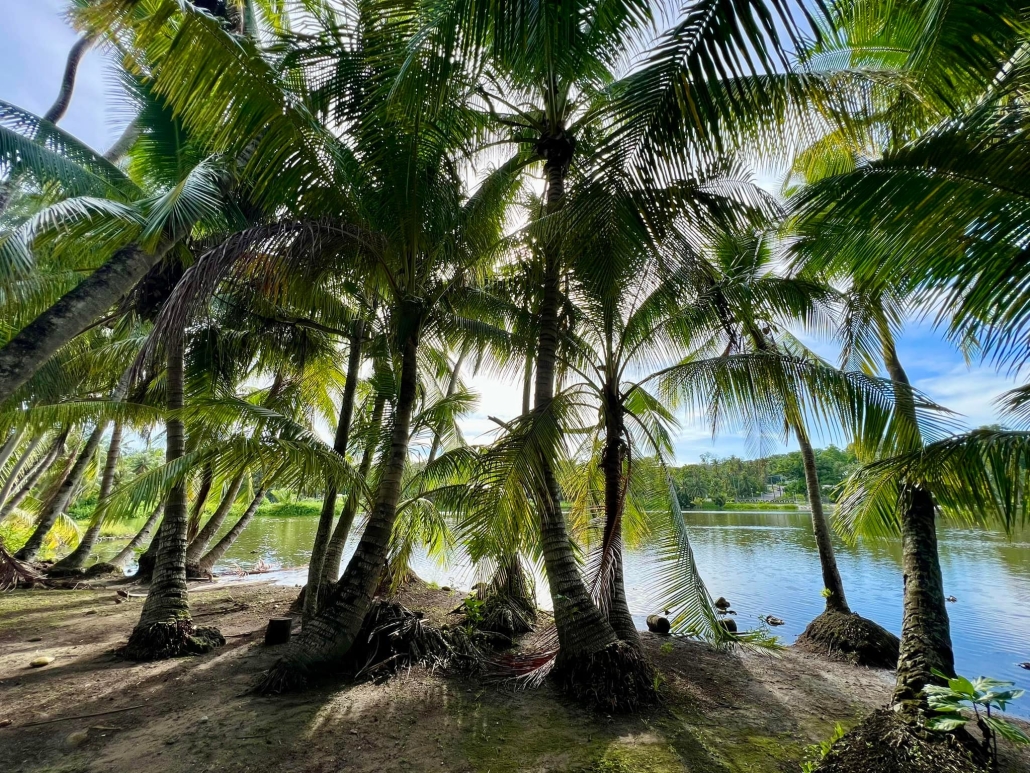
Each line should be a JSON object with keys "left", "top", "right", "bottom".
{"left": 0, "top": 537, "right": 45, "bottom": 590}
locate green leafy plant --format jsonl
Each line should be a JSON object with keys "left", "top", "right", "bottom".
{"left": 924, "top": 670, "right": 1030, "bottom": 769}
{"left": 800, "top": 723, "right": 846, "bottom": 773}
{"left": 659, "top": 641, "right": 674, "bottom": 656}
{"left": 462, "top": 596, "right": 485, "bottom": 624}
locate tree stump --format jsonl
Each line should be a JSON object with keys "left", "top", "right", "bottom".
{"left": 646, "top": 615, "right": 671, "bottom": 635}
{"left": 264, "top": 618, "right": 292, "bottom": 646}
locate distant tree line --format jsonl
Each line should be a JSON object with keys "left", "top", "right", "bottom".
{"left": 672, "top": 446, "right": 859, "bottom": 508}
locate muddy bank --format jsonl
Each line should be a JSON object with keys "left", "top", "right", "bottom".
{"left": 1, "top": 584, "right": 1027, "bottom": 773}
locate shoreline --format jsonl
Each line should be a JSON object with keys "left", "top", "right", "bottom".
{"left": 2, "top": 582, "right": 1028, "bottom": 773}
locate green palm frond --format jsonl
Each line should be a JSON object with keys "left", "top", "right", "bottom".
{"left": 837, "top": 429, "right": 1030, "bottom": 538}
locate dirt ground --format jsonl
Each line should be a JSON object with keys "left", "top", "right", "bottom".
{"left": 1, "top": 582, "right": 1027, "bottom": 773}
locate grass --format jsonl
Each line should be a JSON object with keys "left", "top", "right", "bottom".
{"left": 689, "top": 501, "right": 801, "bottom": 511}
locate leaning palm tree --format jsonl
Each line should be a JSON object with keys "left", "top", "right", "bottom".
{"left": 86, "top": 0, "right": 523, "bottom": 687}
{"left": 686, "top": 228, "right": 909, "bottom": 666}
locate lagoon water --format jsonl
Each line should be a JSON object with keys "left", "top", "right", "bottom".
{"left": 97, "top": 509, "right": 1030, "bottom": 718}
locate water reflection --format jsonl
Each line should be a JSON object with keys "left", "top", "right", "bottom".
{"left": 95, "top": 509, "right": 1030, "bottom": 718}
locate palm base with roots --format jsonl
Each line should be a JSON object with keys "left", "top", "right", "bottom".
{"left": 794, "top": 610, "right": 900, "bottom": 669}
{"left": 83, "top": 561, "right": 123, "bottom": 578}
{"left": 257, "top": 599, "right": 481, "bottom": 694}
{"left": 474, "top": 593, "right": 537, "bottom": 641}
{"left": 118, "top": 619, "right": 225, "bottom": 662}
{"left": 811, "top": 708, "right": 985, "bottom": 773}
{"left": 552, "top": 640, "right": 660, "bottom": 713}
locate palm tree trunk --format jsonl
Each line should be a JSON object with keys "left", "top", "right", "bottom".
{"left": 522, "top": 349, "right": 534, "bottom": 415}
{"left": 260, "top": 323, "right": 420, "bottom": 692}
{"left": 794, "top": 422, "right": 850, "bottom": 613}
{"left": 122, "top": 333, "right": 222, "bottom": 660}
{"left": 318, "top": 393, "right": 386, "bottom": 591}
{"left": 43, "top": 36, "right": 93, "bottom": 124}
{"left": 892, "top": 486, "right": 955, "bottom": 708}
{"left": 195, "top": 485, "right": 268, "bottom": 575}
{"left": 104, "top": 119, "right": 140, "bottom": 163}
{"left": 51, "top": 420, "right": 124, "bottom": 571}
{"left": 0, "top": 37, "right": 92, "bottom": 217}
{"left": 0, "top": 242, "right": 172, "bottom": 406}
{"left": 0, "top": 432, "right": 65, "bottom": 524}
{"left": 598, "top": 394, "right": 639, "bottom": 644}
{"left": 878, "top": 321, "right": 953, "bottom": 709}
{"left": 15, "top": 422, "right": 107, "bottom": 562}
{"left": 0, "top": 433, "right": 40, "bottom": 511}
{"left": 109, "top": 502, "right": 164, "bottom": 569}
{"left": 533, "top": 159, "right": 617, "bottom": 661}
{"left": 187, "top": 463, "right": 214, "bottom": 543}
{"left": 185, "top": 470, "right": 246, "bottom": 565}
{"left": 304, "top": 320, "right": 365, "bottom": 620}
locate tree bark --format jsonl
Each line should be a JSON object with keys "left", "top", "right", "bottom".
{"left": 51, "top": 421, "right": 124, "bottom": 570}
{"left": 186, "top": 463, "right": 214, "bottom": 544}
{"left": 533, "top": 159, "right": 617, "bottom": 660}
{"left": 0, "top": 432, "right": 65, "bottom": 523}
{"left": 0, "top": 432, "right": 40, "bottom": 511}
{"left": 521, "top": 349, "right": 534, "bottom": 415}
{"left": 109, "top": 502, "right": 164, "bottom": 569}
{"left": 598, "top": 392, "right": 639, "bottom": 644}
{"left": 195, "top": 485, "right": 268, "bottom": 574}
{"left": 795, "top": 422, "right": 850, "bottom": 613}
{"left": 318, "top": 393, "right": 386, "bottom": 590}
{"left": 304, "top": 321, "right": 364, "bottom": 621}
{"left": 15, "top": 422, "right": 107, "bottom": 562}
{"left": 261, "top": 323, "right": 421, "bottom": 690}
{"left": 185, "top": 469, "right": 246, "bottom": 564}
{"left": 892, "top": 485, "right": 955, "bottom": 708}
{"left": 128, "top": 333, "right": 192, "bottom": 632}
{"left": 44, "top": 37, "right": 93, "bottom": 124}
{"left": 0, "top": 242, "right": 171, "bottom": 406}
{"left": 878, "top": 321, "right": 953, "bottom": 709}
{"left": 104, "top": 119, "right": 141, "bottom": 163}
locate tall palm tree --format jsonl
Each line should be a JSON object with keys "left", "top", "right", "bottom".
{"left": 121, "top": 328, "right": 224, "bottom": 659}
{"left": 787, "top": 0, "right": 1029, "bottom": 715}
{"left": 400, "top": 0, "right": 837, "bottom": 698}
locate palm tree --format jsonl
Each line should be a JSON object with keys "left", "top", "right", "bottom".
{"left": 399, "top": 0, "right": 838, "bottom": 699}
{"left": 121, "top": 329, "right": 225, "bottom": 659}
{"left": 686, "top": 229, "right": 910, "bottom": 664}
{"left": 786, "top": 0, "right": 1029, "bottom": 715}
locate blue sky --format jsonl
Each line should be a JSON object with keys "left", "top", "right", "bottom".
{"left": 2, "top": 3, "right": 1021, "bottom": 464}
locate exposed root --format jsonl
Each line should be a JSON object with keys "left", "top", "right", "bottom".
{"left": 257, "top": 600, "right": 483, "bottom": 695}
{"left": 795, "top": 610, "right": 900, "bottom": 669}
{"left": 83, "top": 562, "right": 122, "bottom": 578}
{"left": 812, "top": 708, "right": 986, "bottom": 773}
{"left": 118, "top": 619, "right": 225, "bottom": 662}
{"left": 348, "top": 600, "right": 482, "bottom": 682}
{"left": 464, "top": 555, "right": 537, "bottom": 642}
{"left": 257, "top": 658, "right": 310, "bottom": 695}
{"left": 185, "top": 563, "right": 214, "bottom": 581}
{"left": 552, "top": 640, "right": 660, "bottom": 713}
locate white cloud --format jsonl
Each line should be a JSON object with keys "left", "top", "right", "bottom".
{"left": 0, "top": 2, "right": 125, "bottom": 151}
{"left": 914, "top": 366, "right": 1018, "bottom": 429}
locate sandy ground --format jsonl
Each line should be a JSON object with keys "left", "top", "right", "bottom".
{"left": 1, "top": 582, "right": 1027, "bottom": 773}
